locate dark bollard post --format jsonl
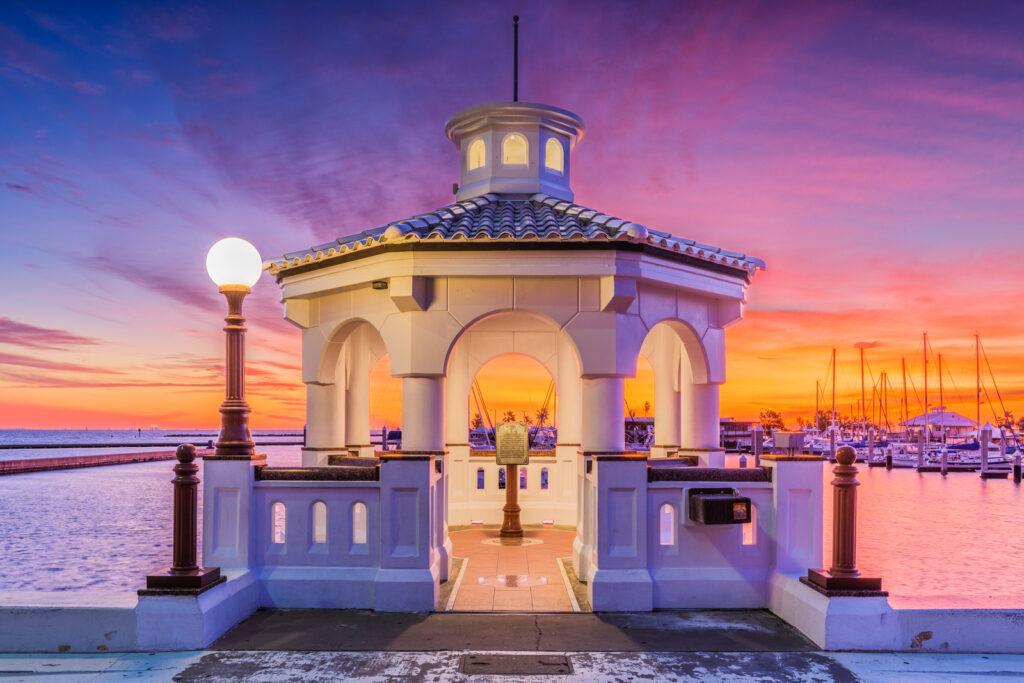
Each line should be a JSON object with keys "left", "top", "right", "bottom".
{"left": 1014, "top": 454, "right": 1021, "bottom": 484}
{"left": 144, "top": 444, "right": 223, "bottom": 593}
{"left": 885, "top": 451, "right": 892, "bottom": 470}
{"left": 752, "top": 424, "right": 764, "bottom": 468}
{"left": 804, "top": 446, "right": 884, "bottom": 594}
{"left": 501, "top": 464, "right": 523, "bottom": 537}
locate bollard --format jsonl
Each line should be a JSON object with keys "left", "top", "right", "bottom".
{"left": 739, "top": 454, "right": 747, "bottom": 468}
{"left": 941, "top": 449, "right": 948, "bottom": 476}
{"left": 917, "top": 429, "right": 925, "bottom": 469}
{"left": 829, "top": 429, "right": 836, "bottom": 462}
{"left": 1014, "top": 454, "right": 1022, "bottom": 484}
{"left": 980, "top": 427, "right": 991, "bottom": 475}
{"left": 867, "top": 427, "right": 875, "bottom": 462}
{"left": 885, "top": 451, "right": 892, "bottom": 470}
{"left": 805, "top": 446, "right": 884, "bottom": 593}
{"left": 144, "top": 444, "right": 223, "bottom": 592}
{"left": 752, "top": 424, "right": 764, "bottom": 468}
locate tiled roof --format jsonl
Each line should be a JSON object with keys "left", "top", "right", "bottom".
{"left": 266, "top": 193, "right": 766, "bottom": 276}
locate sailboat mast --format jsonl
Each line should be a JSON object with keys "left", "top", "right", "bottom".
{"left": 939, "top": 352, "right": 945, "bottom": 445}
{"left": 976, "top": 333, "right": 981, "bottom": 430}
{"left": 815, "top": 380, "right": 820, "bottom": 432}
{"left": 860, "top": 346, "right": 866, "bottom": 439}
{"left": 923, "top": 332, "right": 929, "bottom": 448}
{"left": 831, "top": 348, "right": 837, "bottom": 432}
{"left": 902, "top": 357, "right": 908, "bottom": 433}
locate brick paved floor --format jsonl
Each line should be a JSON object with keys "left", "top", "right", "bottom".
{"left": 448, "top": 528, "right": 576, "bottom": 612}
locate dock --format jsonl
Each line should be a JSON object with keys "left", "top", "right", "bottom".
{"left": 0, "top": 449, "right": 214, "bottom": 476}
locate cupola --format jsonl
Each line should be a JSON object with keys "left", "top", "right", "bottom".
{"left": 445, "top": 102, "right": 585, "bottom": 202}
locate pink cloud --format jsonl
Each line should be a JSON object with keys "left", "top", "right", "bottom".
{"left": 0, "top": 318, "right": 100, "bottom": 350}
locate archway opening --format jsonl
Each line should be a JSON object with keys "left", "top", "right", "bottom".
{"left": 368, "top": 354, "right": 402, "bottom": 451}
{"left": 625, "top": 354, "right": 655, "bottom": 451}
{"left": 470, "top": 353, "right": 557, "bottom": 447}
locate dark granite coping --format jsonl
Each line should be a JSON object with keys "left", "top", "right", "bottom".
{"left": 760, "top": 454, "right": 825, "bottom": 462}
{"left": 325, "top": 455, "right": 380, "bottom": 467}
{"left": 648, "top": 466, "right": 771, "bottom": 483}
{"left": 202, "top": 454, "right": 268, "bottom": 462}
{"left": 799, "top": 576, "right": 889, "bottom": 598}
{"left": 256, "top": 466, "right": 379, "bottom": 482}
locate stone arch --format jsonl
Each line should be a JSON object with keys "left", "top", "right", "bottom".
{"left": 637, "top": 318, "right": 713, "bottom": 385}
{"left": 443, "top": 309, "right": 581, "bottom": 446}
{"left": 316, "top": 317, "right": 388, "bottom": 385}
{"left": 442, "top": 308, "right": 582, "bottom": 377}
{"left": 303, "top": 317, "right": 392, "bottom": 464}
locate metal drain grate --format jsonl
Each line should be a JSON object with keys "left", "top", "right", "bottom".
{"left": 459, "top": 654, "right": 573, "bottom": 675}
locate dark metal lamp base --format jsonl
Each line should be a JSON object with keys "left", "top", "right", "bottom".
{"left": 803, "top": 569, "right": 886, "bottom": 597}
{"left": 143, "top": 567, "right": 223, "bottom": 594}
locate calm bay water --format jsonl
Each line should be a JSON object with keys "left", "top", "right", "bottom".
{"left": 0, "top": 429, "right": 302, "bottom": 461}
{"left": 0, "top": 439, "right": 1020, "bottom": 608}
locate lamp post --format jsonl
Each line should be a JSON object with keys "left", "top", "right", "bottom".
{"left": 206, "top": 237, "right": 263, "bottom": 458}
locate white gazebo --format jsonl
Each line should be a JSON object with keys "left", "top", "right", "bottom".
{"left": 260, "top": 98, "right": 766, "bottom": 608}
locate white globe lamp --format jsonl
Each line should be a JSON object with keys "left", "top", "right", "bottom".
{"left": 206, "top": 237, "right": 262, "bottom": 458}
{"left": 206, "top": 237, "right": 263, "bottom": 290}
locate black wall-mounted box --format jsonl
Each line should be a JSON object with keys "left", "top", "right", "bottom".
{"left": 688, "top": 487, "right": 751, "bottom": 525}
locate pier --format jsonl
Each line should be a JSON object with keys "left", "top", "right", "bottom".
{"left": 0, "top": 448, "right": 214, "bottom": 476}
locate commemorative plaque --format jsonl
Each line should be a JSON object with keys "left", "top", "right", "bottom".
{"left": 495, "top": 422, "right": 530, "bottom": 466}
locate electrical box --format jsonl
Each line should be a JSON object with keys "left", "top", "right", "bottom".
{"left": 688, "top": 487, "right": 751, "bottom": 525}
{"left": 773, "top": 432, "right": 805, "bottom": 450}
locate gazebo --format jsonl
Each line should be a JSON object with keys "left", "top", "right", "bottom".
{"left": 256, "top": 98, "right": 768, "bottom": 609}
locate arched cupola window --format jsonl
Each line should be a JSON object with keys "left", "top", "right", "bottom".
{"left": 502, "top": 133, "right": 528, "bottom": 165}
{"left": 467, "top": 138, "right": 486, "bottom": 171}
{"left": 544, "top": 138, "right": 564, "bottom": 173}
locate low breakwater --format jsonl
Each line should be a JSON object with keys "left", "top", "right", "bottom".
{"left": 0, "top": 448, "right": 214, "bottom": 475}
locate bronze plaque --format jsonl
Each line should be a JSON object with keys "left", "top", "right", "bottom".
{"left": 495, "top": 422, "right": 530, "bottom": 465}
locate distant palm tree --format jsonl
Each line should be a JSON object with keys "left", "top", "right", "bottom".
{"left": 471, "top": 414, "right": 483, "bottom": 429}
{"left": 522, "top": 413, "right": 533, "bottom": 426}
{"left": 643, "top": 401, "right": 650, "bottom": 417}
{"left": 502, "top": 410, "right": 516, "bottom": 423}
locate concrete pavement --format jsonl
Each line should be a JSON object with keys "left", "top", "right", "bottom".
{"left": 3, "top": 610, "right": 1024, "bottom": 681}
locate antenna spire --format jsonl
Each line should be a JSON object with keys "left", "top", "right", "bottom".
{"left": 513, "top": 15, "right": 519, "bottom": 102}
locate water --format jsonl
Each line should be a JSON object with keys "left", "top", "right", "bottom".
{"left": 0, "top": 429, "right": 302, "bottom": 462}
{"left": 0, "top": 446, "right": 300, "bottom": 591}
{"left": 0, "top": 441, "right": 1021, "bottom": 607}
{"left": 823, "top": 466, "right": 1024, "bottom": 609}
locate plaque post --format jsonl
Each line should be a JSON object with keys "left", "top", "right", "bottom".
{"left": 496, "top": 422, "right": 528, "bottom": 538}
{"left": 501, "top": 464, "right": 523, "bottom": 537}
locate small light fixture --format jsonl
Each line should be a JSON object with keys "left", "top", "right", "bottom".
{"left": 372, "top": 280, "right": 388, "bottom": 290}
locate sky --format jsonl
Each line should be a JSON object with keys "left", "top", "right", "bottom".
{"left": 1, "top": 0, "right": 1022, "bottom": 431}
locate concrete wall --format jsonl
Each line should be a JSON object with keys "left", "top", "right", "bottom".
{"left": 252, "top": 481, "right": 381, "bottom": 609}
{"left": 0, "top": 591, "right": 138, "bottom": 653}
{"left": 648, "top": 481, "right": 774, "bottom": 608}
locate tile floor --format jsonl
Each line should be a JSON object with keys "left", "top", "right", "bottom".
{"left": 448, "top": 528, "right": 577, "bottom": 612}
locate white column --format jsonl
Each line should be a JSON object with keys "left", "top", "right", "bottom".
{"left": 652, "top": 328, "right": 681, "bottom": 458}
{"left": 302, "top": 382, "right": 345, "bottom": 466}
{"left": 444, "top": 346, "right": 471, "bottom": 526}
{"left": 445, "top": 348, "right": 469, "bottom": 445}
{"left": 402, "top": 376, "right": 445, "bottom": 452}
{"left": 345, "top": 330, "right": 371, "bottom": 455}
{"left": 681, "top": 377, "right": 723, "bottom": 467}
{"left": 581, "top": 376, "right": 625, "bottom": 452}
{"left": 556, "top": 334, "right": 582, "bottom": 446}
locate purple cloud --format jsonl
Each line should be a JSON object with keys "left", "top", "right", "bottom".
{"left": 0, "top": 318, "right": 100, "bottom": 350}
